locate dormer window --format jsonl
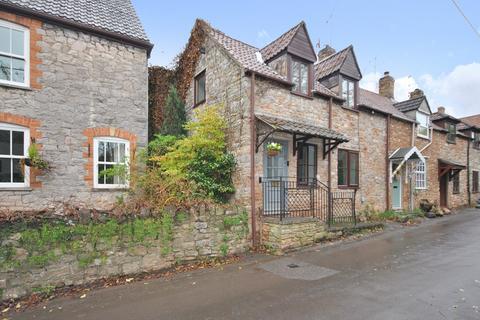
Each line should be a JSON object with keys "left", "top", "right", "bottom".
{"left": 291, "top": 58, "right": 310, "bottom": 96}
{"left": 447, "top": 123, "right": 456, "bottom": 143}
{"left": 416, "top": 112, "right": 430, "bottom": 139}
{"left": 342, "top": 78, "right": 355, "bottom": 107}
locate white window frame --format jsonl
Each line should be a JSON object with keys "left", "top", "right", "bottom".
{"left": 415, "top": 160, "right": 427, "bottom": 190}
{"left": 0, "top": 123, "right": 30, "bottom": 188}
{"left": 0, "top": 19, "right": 30, "bottom": 87}
{"left": 342, "top": 78, "right": 355, "bottom": 108}
{"left": 416, "top": 112, "right": 430, "bottom": 139}
{"left": 93, "top": 137, "right": 130, "bottom": 189}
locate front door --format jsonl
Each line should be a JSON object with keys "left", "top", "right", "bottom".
{"left": 263, "top": 140, "right": 289, "bottom": 215}
{"left": 440, "top": 173, "right": 448, "bottom": 207}
{"left": 392, "top": 174, "right": 402, "bottom": 210}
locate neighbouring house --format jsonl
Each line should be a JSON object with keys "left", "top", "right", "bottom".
{"left": 459, "top": 114, "right": 480, "bottom": 206}
{"left": 151, "top": 19, "right": 479, "bottom": 249}
{"left": 0, "top": 0, "right": 152, "bottom": 213}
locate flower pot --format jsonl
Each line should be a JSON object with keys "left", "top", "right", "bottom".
{"left": 23, "top": 158, "right": 32, "bottom": 167}
{"left": 267, "top": 149, "right": 280, "bottom": 157}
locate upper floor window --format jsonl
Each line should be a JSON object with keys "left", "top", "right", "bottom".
{"left": 416, "top": 112, "right": 430, "bottom": 139}
{"left": 473, "top": 132, "right": 480, "bottom": 150}
{"left": 194, "top": 70, "right": 206, "bottom": 106}
{"left": 0, "top": 123, "right": 29, "bottom": 188}
{"left": 291, "top": 58, "right": 309, "bottom": 95}
{"left": 0, "top": 20, "right": 29, "bottom": 87}
{"left": 93, "top": 137, "right": 129, "bottom": 189}
{"left": 342, "top": 78, "right": 355, "bottom": 108}
{"left": 446, "top": 123, "right": 456, "bottom": 143}
{"left": 338, "top": 149, "right": 359, "bottom": 188}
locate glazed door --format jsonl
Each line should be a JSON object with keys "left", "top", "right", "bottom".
{"left": 392, "top": 175, "right": 402, "bottom": 210}
{"left": 263, "top": 140, "right": 289, "bottom": 215}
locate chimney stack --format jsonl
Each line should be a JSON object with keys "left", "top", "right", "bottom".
{"left": 409, "top": 88, "right": 424, "bottom": 100}
{"left": 317, "top": 45, "right": 336, "bottom": 61}
{"left": 437, "top": 106, "right": 445, "bottom": 114}
{"left": 379, "top": 71, "right": 395, "bottom": 100}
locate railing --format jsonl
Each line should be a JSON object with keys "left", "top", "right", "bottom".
{"left": 261, "top": 176, "right": 357, "bottom": 225}
{"left": 261, "top": 177, "right": 329, "bottom": 221}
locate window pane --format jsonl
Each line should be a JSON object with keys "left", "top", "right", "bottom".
{"left": 0, "top": 55, "right": 11, "bottom": 81}
{"left": 300, "top": 63, "right": 308, "bottom": 94}
{"left": 98, "top": 141, "right": 105, "bottom": 162}
{"left": 12, "top": 131, "right": 24, "bottom": 156}
{"left": 349, "top": 153, "right": 358, "bottom": 185}
{"left": 0, "top": 158, "right": 11, "bottom": 182}
{"left": 97, "top": 164, "right": 105, "bottom": 185}
{"left": 105, "top": 142, "right": 116, "bottom": 162}
{"left": 12, "top": 158, "right": 24, "bottom": 183}
{"left": 195, "top": 72, "right": 206, "bottom": 103}
{"left": 0, "top": 130, "right": 9, "bottom": 155}
{"left": 119, "top": 143, "right": 126, "bottom": 163}
{"left": 338, "top": 150, "right": 347, "bottom": 185}
{"left": 11, "top": 58, "right": 24, "bottom": 83}
{"left": 0, "top": 27, "right": 9, "bottom": 53}
{"left": 348, "top": 82, "right": 354, "bottom": 107}
{"left": 292, "top": 61, "right": 300, "bottom": 92}
{"left": 11, "top": 29, "right": 24, "bottom": 56}
{"left": 105, "top": 164, "right": 114, "bottom": 184}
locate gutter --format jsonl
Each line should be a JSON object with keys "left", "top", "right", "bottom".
{"left": 249, "top": 72, "right": 257, "bottom": 247}
{"left": 0, "top": 3, "right": 154, "bottom": 56}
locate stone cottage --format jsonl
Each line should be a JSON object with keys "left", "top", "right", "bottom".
{"left": 155, "top": 19, "right": 479, "bottom": 247}
{"left": 0, "top": 0, "right": 152, "bottom": 213}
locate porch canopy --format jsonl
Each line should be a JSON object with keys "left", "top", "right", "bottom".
{"left": 255, "top": 113, "right": 348, "bottom": 159}
{"left": 389, "top": 146, "right": 426, "bottom": 181}
{"left": 438, "top": 158, "right": 466, "bottom": 179}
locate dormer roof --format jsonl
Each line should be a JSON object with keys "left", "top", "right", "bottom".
{"left": 393, "top": 96, "right": 432, "bottom": 114}
{"left": 314, "top": 45, "right": 362, "bottom": 81}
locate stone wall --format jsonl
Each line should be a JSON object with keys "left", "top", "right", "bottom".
{"left": 470, "top": 143, "right": 480, "bottom": 205}
{"left": 0, "top": 15, "right": 149, "bottom": 212}
{"left": 261, "top": 218, "right": 329, "bottom": 255}
{"left": 0, "top": 206, "right": 249, "bottom": 300}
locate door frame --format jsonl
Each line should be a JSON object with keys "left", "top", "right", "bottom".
{"left": 392, "top": 174, "right": 402, "bottom": 210}
{"left": 439, "top": 173, "right": 448, "bottom": 208}
{"left": 262, "top": 139, "right": 289, "bottom": 215}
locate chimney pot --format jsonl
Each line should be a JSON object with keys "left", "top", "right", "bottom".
{"left": 317, "top": 45, "right": 336, "bottom": 61}
{"left": 438, "top": 106, "right": 445, "bottom": 114}
{"left": 379, "top": 71, "right": 395, "bottom": 100}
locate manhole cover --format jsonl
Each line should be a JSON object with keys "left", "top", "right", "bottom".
{"left": 259, "top": 258, "right": 339, "bottom": 281}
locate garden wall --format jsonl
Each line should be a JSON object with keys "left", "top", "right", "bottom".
{"left": 0, "top": 206, "right": 249, "bottom": 300}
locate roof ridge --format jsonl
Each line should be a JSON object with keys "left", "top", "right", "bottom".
{"left": 260, "top": 21, "right": 303, "bottom": 52}
{"left": 393, "top": 96, "right": 424, "bottom": 106}
{"left": 207, "top": 24, "right": 260, "bottom": 50}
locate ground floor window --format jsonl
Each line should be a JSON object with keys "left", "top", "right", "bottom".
{"left": 415, "top": 160, "right": 427, "bottom": 189}
{"left": 338, "top": 149, "right": 359, "bottom": 187}
{"left": 297, "top": 143, "right": 317, "bottom": 185}
{"left": 0, "top": 123, "right": 29, "bottom": 187}
{"left": 452, "top": 173, "right": 460, "bottom": 194}
{"left": 473, "top": 171, "right": 479, "bottom": 193}
{"left": 93, "top": 137, "right": 129, "bottom": 188}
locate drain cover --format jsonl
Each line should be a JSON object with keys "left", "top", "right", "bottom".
{"left": 259, "top": 258, "right": 339, "bottom": 281}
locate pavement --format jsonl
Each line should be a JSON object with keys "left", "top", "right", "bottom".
{"left": 12, "top": 208, "right": 480, "bottom": 320}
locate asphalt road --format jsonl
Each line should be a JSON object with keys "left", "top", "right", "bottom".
{"left": 13, "top": 209, "right": 480, "bottom": 320}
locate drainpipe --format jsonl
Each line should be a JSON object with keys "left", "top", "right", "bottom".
{"left": 328, "top": 98, "right": 333, "bottom": 190}
{"left": 249, "top": 72, "right": 257, "bottom": 247}
{"left": 385, "top": 114, "right": 391, "bottom": 210}
{"left": 420, "top": 126, "right": 434, "bottom": 153}
{"left": 467, "top": 137, "right": 471, "bottom": 206}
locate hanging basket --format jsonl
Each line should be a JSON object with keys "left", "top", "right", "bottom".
{"left": 267, "top": 149, "right": 280, "bottom": 157}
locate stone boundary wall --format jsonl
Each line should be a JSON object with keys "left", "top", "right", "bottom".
{"left": 0, "top": 207, "right": 249, "bottom": 300}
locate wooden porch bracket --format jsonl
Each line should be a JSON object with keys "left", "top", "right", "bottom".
{"left": 255, "top": 127, "right": 276, "bottom": 153}
{"left": 293, "top": 133, "right": 313, "bottom": 156}
{"left": 323, "top": 139, "right": 341, "bottom": 159}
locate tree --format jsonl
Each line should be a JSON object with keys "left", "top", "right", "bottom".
{"left": 160, "top": 85, "right": 186, "bottom": 137}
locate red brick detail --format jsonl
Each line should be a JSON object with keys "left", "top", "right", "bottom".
{"left": 82, "top": 128, "right": 137, "bottom": 187}
{"left": 0, "top": 112, "right": 43, "bottom": 188}
{"left": 0, "top": 11, "right": 43, "bottom": 89}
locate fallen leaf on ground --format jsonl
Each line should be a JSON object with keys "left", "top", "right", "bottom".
{"left": 1, "top": 308, "right": 9, "bottom": 313}
{"left": 125, "top": 278, "right": 134, "bottom": 283}
{"left": 79, "top": 294, "right": 87, "bottom": 299}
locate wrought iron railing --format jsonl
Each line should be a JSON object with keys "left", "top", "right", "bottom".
{"left": 260, "top": 177, "right": 329, "bottom": 221}
{"left": 260, "top": 176, "right": 357, "bottom": 225}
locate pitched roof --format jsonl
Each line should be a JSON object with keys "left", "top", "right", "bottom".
{"left": 314, "top": 46, "right": 351, "bottom": 80}
{"left": 0, "top": 0, "right": 150, "bottom": 43}
{"left": 431, "top": 112, "right": 461, "bottom": 123}
{"left": 393, "top": 96, "right": 425, "bottom": 112}
{"left": 460, "top": 114, "right": 480, "bottom": 127}
{"left": 204, "top": 22, "right": 340, "bottom": 99}
{"left": 357, "top": 88, "right": 415, "bottom": 122}
{"left": 260, "top": 22, "right": 303, "bottom": 62}
{"left": 256, "top": 113, "right": 348, "bottom": 142}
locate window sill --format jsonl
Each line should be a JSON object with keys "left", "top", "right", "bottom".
{"left": 338, "top": 185, "right": 359, "bottom": 190}
{"left": 341, "top": 105, "right": 359, "bottom": 113}
{"left": 0, "top": 82, "right": 32, "bottom": 91}
{"left": 193, "top": 99, "right": 206, "bottom": 108}
{"left": 0, "top": 187, "right": 32, "bottom": 192}
{"left": 417, "top": 135, "right": 431, "bottom": 141}
{"left": 290, "top": 91, "right": 313, "bottom": 100}
{"left": 92, "top": 188, "right": 129, "bottom": 192}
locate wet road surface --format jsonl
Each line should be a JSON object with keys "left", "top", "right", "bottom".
{"left": 13, "top": 209, "right": 480, "bottom": 319}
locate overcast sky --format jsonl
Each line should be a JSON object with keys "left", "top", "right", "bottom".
{"left": 133, "top": 0, "right": 480, "bottom": 118}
